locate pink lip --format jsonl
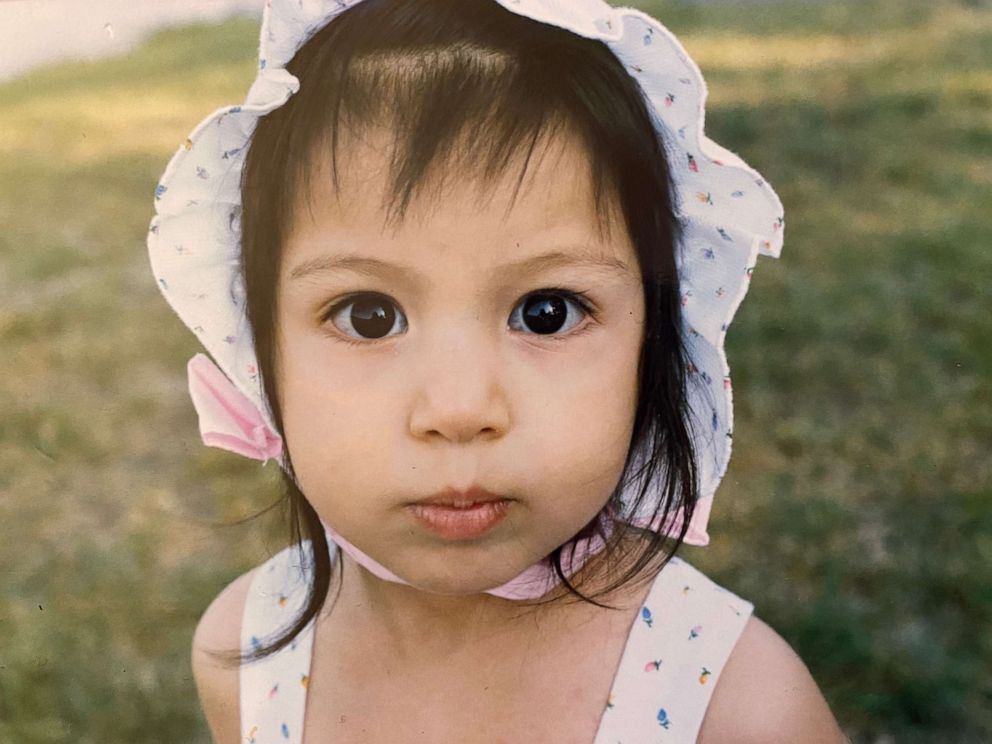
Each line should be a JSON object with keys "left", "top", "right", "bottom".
{"left": 410, "top": 485, "right": 509, "bottom": 508}
{"left": 407, "top": 500, "right": 512, "bottom": 540}
{"left": 406, "top": 485, "right": 513, "bottom": 540}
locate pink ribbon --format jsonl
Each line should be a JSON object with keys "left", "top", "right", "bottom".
{"left": 634, "top": 494, "right": 712, "bottom": 547}
{"left": 187, "top": 353, "right": 283, "bottom": 462}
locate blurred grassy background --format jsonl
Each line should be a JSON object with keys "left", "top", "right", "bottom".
{"left": 1, "top": 0, "right": 989, "bottom": 741}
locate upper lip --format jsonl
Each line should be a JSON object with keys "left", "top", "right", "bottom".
{"left": 411, "top": 485, "right": 510, "bottom": 507}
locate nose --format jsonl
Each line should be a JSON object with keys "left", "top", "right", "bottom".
{"left": 407, "top": 327, "right": 510, "bottom": 444}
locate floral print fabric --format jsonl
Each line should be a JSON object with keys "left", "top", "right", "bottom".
{"left": 239, "top": 542, "right": 753, "bottom": 743}
{"left": 239, "top": 545, "right": 316, "bottom": 744}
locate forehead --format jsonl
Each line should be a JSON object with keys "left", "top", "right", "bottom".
{"left": 285, "top": 124, "right": 623, "bottom": 254}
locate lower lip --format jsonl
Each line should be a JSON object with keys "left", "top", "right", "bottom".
{"left": 407, "top": 500, "right": 512, "bottom": 540}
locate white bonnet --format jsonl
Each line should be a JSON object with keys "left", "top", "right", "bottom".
{"left": 148, "top": 0, "right": 784, "bottom": 549}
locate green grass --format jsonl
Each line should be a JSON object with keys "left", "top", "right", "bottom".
{"left": 1, "top": 2, "right": 990, "bottom": 741}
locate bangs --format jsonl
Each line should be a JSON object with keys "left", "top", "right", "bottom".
{"left": 264, "top": 0, "right": 640, "bottom": 244}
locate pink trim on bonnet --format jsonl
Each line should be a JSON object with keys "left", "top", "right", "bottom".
{"left": 642, "top": 493, "right": 712, "bottom": 547}
{"left": 187, "top": 353, "right": 283, "bottom": 462}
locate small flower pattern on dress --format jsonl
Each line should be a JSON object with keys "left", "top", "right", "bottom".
{"left": 641, "top": 607, "right": 654, "bottom": 628}
{"left": 594, "top": 557, "right": 754, "bottom": 741}
{"left": 240, "top": 547, "right": 754, "bottom": 744}
{"left": 241, "top": 547, "right": 315, "bottom": 744}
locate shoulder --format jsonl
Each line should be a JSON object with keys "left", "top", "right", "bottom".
{"left": 697, "top": 615, "right": 849, "bottom": 744}
{"left": 191, "top": 567, "right": 256, "bottom": 744}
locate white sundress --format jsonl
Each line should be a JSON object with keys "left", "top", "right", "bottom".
{"left": 239, "top": 542, "right": 754, "bottom": 743}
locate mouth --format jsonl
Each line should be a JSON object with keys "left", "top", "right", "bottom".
{"left": 406, "top": 485, "right": 514, "bottom": 540}
{"left": 409, "top": 485, "right": 512, "bottom": 508}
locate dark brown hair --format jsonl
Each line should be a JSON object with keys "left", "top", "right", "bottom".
{"left": 237, "top": 0, "right": 698, "bottom": 662}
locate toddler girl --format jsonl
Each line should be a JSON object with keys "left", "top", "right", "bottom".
{"left": 148, "top": 0, "right": 847, "bottom": 741}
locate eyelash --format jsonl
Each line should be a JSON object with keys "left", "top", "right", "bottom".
{"left": 320, "top": 287, "right": 598, "bottom": 348}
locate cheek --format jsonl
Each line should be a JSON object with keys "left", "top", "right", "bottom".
{"left": 275, "top": 327, "right": 400, "bottom": 501}
{"left": 516, "top": 326, "right": 642, "bottom": 502}
{"left": 554, "top": 303, "right": 642, "bottom": 432}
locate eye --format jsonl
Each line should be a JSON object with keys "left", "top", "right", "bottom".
{"left": 323, "top": 292, "right": 407, "bottom": 342}
{"left": 322, "top": 288, "right": 595, "bottom": 345}
{"left": 509, "top": 289, "right": 595, "bottom": 339}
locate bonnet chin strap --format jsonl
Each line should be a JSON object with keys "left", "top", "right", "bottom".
{"left": 186, "top": 352, "right": 710, "bottom": 600}
{"left": 321, "top": 517, "right": 615, "bottom": 601}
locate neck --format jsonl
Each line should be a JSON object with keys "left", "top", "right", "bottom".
{"left": 334, "top": 551, "right": 550, "bottom": 661}
{"left": 327, "top": 531, "right": 653, "bottom": 665}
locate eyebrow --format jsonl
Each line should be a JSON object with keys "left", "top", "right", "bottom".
{"left": 288, "top": 249, "right": 633, "bottom": 283}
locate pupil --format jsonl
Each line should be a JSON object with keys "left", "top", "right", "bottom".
{"left": 351, "top": 297, "right": 394, "bottom": 339}
{"left": 524, "top": 295, "right": 567, "bottom": 335}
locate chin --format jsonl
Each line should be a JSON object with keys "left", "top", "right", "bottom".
{"left": 389, "top": 550, "right": 541, "bottom": 595}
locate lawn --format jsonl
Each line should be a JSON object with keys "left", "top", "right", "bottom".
{"left": 1, "top": 0, "right": 989, "bottom": 741}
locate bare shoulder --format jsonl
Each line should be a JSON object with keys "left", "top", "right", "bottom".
{"left": 191, "top": 568, "right": 256, "bottom": 744}
{"left": 697, "top": 615, "right": 849, "bottom": 744}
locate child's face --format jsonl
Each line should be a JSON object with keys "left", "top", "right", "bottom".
{"left": 275, "top": 129, "right": 646, "bottom": 595}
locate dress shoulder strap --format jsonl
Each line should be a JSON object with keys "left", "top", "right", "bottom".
{"left": 239, "top": 541, "right": 333, "bottom": 743}
{"left": 593, "top": 556, "right": 754, "bottom": 743}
